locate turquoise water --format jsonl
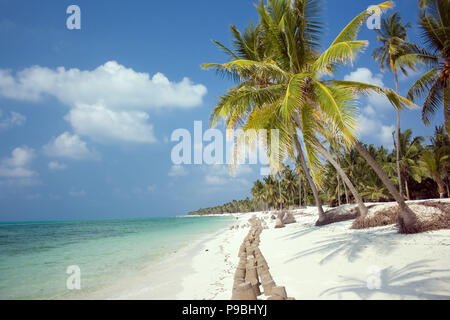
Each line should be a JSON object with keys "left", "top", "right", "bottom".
{"left": 0, "top": 216, "right": 232, "bottom": 300}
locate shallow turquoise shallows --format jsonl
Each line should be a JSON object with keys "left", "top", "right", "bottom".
{"left": 0, "top": 216, "right": 233, "bottom": 300}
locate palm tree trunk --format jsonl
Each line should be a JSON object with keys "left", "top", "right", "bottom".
{"left": 277, "top": 178, "right": 282, "bottom": 210}
{"left": 446, "top": 182, "right": 449, "bottom": 199}
{"left": 437, "top": 176, "right": 445, "bottom": 199}
{"left": 316, "top": 144, "right": 369, "bottom": 217}
{"left": 337, "top": 173, "right": 342, "bottom": 206}
{"left": 337, "top": 155, "right": 350, "bottom": 204}
{"left": 405, "top": 178, "right": 411, "bottom": 200}
{"left": 395, "top": 71, "right": 404, "bottom": 197}
{"left": 354, "top": 140, "right": 418, "bottom": 233}
{"left": 343, "top": 179, "right": 350, "bottom": 204}
{"left": 444, "top": 85, "right": 450, "bottom": 139}
{"left": 293, "top": 135, "right": 325, "bottom": 223}
{"left": 298, "top": 175, "right": 302, "bottom": 207}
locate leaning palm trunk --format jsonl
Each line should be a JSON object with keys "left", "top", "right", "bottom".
{"left": 293, "top": 136, "right": 326, "bottom": 223}
{"left": 316, "top": 144, "right": 369, "bottom": 217}
{"left": 396, "top": 108, "right": 403, "bottom": 196}
{"left": 354, "top": 141, "right": 418, "bottom": 233}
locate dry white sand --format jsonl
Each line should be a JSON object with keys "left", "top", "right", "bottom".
{"left": 179, "top": 200, "right": 450, "bottom": 300}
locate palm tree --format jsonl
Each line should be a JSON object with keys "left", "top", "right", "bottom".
{"left": 424, "top": 125, "right": 450, "bottom": 197}
{"left": 372, "top": 12, "right": 418, "bottom": 198}
{"left": 251, "top": 179, "right": 266, "bottom": 209}
{"left": 396, "top": 129, "right": 424, "bottom": 199}
{"left": 203, "top": 0, "right": 420, "bottom": 232}
{"left": 318, "top": 119, "right": 368, "bottom": 213}
{"left": 405, "top": 0, "right": 450, "bottom": 138}
{"left": 420, "top": 148, "right": 449, "bottom": 198}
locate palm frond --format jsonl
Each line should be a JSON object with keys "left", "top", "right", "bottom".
{"left": 330, "top": 1, "right": 393, "bottom": 45}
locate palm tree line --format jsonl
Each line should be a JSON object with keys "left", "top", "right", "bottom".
{"left": 189, "top": 126, "right": 449, "bottom": 216}
{"left": 193, "top": 0, "right": 448, "bottom": 233}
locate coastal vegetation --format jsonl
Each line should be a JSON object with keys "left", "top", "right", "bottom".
{"left": 188, "top": 126, "right": 449, "bottom": 215}
{"left": 192, "top": 0, "right": 449, "bottom": 233}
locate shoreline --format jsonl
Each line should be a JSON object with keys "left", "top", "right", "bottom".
{"left": 38, "top": 199, "right": 449, "bottom": 300}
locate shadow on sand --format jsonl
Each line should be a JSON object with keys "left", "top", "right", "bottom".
{"left": 320, "top": 260, "right": 450, "bottom": 299}
{"left": 285, "top": 226, "right": 398, "bottom": 265}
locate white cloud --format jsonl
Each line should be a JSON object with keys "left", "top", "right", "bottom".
{"left": 48, "top": 161, "right": 67, "bottom": 171}
{"left": 0, "top": 61, "right": 207, "bottom": 109}
{"left": 168, "top": 165, "right": 188, "bottom": 177}
{"left": 0, "top": 147, "right": 36, "bottom": 178}
{"left": 65, "top": 103, "right": 157, "bottom": 144}
{"left": 344, "top": 67, "right": 390, "bottom": 109}
{"left": 357, "top": 106, "right": 395, "bottom": 149}
{"left": 0, "top": 61, "right": 206, "bottom": 145}
{"left": 344, "top": 67, "right": 384, "bottom": 87}
{"left": 0, "top": 110, "right": 26, "bottom": 130}
{"left": 43, "top": 132, "right": 97, "bottom": 160}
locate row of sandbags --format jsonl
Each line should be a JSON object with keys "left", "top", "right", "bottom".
{"left": 231, "top": 216, "right": 294, "bottom": 300}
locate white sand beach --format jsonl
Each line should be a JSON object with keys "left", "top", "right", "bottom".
{"left": 178, "top": 200, "right": 450, "bottom": 300}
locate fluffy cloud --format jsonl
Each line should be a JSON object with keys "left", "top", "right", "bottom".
{"left": 0, "top": 147, "right": 36, "bottom": 178}
{"left": 0, "top": 61, "right": 207, "bottom": 109}
{"left": 358, "top": 106, "right": 395, "bottom": 149}
{"left": 0, "top": 110, "right": 26, "bottom": 130}
{"left": 43, "top": 132, "right": 98, "bottom": 160}
{"left": 65, "top": 103, "right": 156, "bottom": 144}
{"left": 168, "top": 165, "right": 188, "bottom": 177}
{"left": 48, "top": 161, "right": 67, "bottom": 171}
{"left": 344, "top": 67, "right": 390, "bottom": 109}
{"left": 0, "top": 61, "right": 207, "bottom": 145}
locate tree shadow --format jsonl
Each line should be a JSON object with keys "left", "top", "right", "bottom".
{"left": 320, "top": 260, "right": 450, "bottom": 300}
{"left": 285, "top": 227, "right": 398, "bottom": 264}
{"left": 279, "top": 224, "right": 321, "bottom": 240}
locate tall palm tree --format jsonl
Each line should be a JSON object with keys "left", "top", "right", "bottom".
{"left": 396, "top": 129, "right": 424, "bottom": 199}
{"left": 203, "top": 0, "right": 420, "bottom": 232}
{"left": 372, "top": 12, "right": 417, "bottom": 198}
{"left": 404, "top": 0, "right": 450, "bottom": 138}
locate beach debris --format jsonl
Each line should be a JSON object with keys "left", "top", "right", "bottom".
{"left": 277, "top": 211, "right": 296, "bottom": 225}
{"left": 274, "top": 218, "right": 285, "bottom": 229}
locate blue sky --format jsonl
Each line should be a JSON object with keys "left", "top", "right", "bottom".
{"left": 0, "top": 0, "right": 444, "bottom": 221}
